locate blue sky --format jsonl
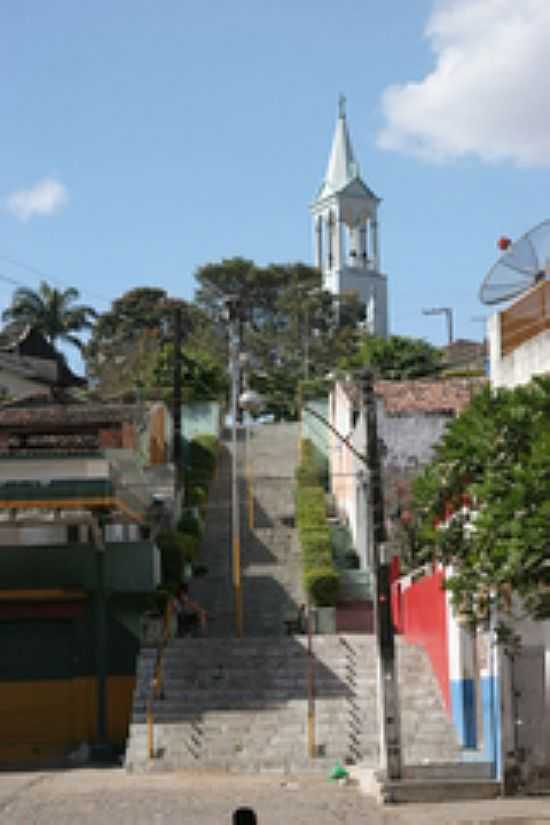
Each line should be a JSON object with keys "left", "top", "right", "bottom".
{"left": 2, "top": 0, "right": 550, "bottom": 361}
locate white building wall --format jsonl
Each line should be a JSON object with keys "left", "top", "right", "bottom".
{"left": 488, "top": 312, "right": 550, "bottom": 389}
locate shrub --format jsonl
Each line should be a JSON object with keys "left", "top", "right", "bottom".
{"left": 156, "top": 529, "right": 186, "bottom": 586}
{"left": 294, "top": 445, "right": 340, "bottom": 607}
{"left": 304, "top": 567, "right": 340, "bottom": 607}
{"left": 180, "top": 533, "right": 200, "bottom": 563}
{"left": 178, "top": 510, "right": 202, "bottom": 537}
{"left": 295, "top": 439, "right": 327, "bottom": 488}
{"left": 188, "top": 434, "right": 218, "bottom": 479}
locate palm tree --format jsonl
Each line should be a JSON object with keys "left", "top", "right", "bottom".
{"left": 2, "top": 281, "right": 97, "bottom": 352}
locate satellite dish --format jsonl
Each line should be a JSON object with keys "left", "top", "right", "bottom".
{"left": 479, "top": 219, "right": 550, "bottom": 305}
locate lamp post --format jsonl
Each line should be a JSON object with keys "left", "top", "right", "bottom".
{"left": 303, "top": 371, "right": 402, "bottom": 780}
{"left": 223, "top": 296, "right": 243, "bottom": 637}
{"left": 422, "top": 306, "right": 454, "bottom": 346}
{"left": 239, "top": 389, "right": 264, "bottom": 533}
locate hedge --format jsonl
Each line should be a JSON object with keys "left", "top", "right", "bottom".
{"left": 304, "top": 567, "right": 340, "bottom": 607}
{"left": 184, "top": 433, "right": 219, "bottom": 509}
{"left": 295, "top": 438, "right": 340, "bottom": 607}
{"left": 154, "top": 433, "right": 220, "bottom": 587}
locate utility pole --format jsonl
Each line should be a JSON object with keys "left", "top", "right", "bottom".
{"left": 173, "top": 306, "right": 184, "bottom": 509}
{"left": 361, "top": 369, "right": 402, "bottom": 780}
{"left": 225, "top": 296, "right": 243, "bottom": 637}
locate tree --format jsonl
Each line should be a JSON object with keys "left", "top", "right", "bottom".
{"left": 153, "top": 344, "right": 228, "bottom": 403}
{"left": 341, "top": 334, "right": 443, "bottom": 379}
{"left": 195, "top": 258, "right": 363, "bottom": 418}
{"left": 85, "top": 288, "right": 220, "bottom": 399}
{"left": 2, "top": 281, "right": 97, "bottom": 352}
{"left": 411, "top": 379, "right": 550, "bottom": 631}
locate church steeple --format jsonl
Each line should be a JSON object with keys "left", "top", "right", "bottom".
{"left": 319, "top": 95, "right": 359, "bottom": 198}
{"left": 310, "top": 97, "right": 388, "bottom": 337}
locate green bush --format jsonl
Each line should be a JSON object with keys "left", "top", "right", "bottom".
{"left": 188, "top": 434, "right": 218, "bottom": 479}
{"left": 295, "top": 439, "right": 327, "bottom": 488}
{"left": 294, "top": 444, "right": 340, "bottom": 607}
{"left": 156, "top": 527, "right": 201, "bottom": 585}
{"left": 295, "top": 486, "right": 326, "bottom": 522}
{"left": 304, "top": 567, "right": 340, "bottom": 607}
{"left": 299, "top": 529, "right": 331, "bottom": 562}
{"left": 178, "top": 510, "right": 202, "bottom": 537}
{"left": 156, "top": 529, "right": 186, "bottom": 586}
{"left": 180, "top": 533, "right": 200, "bottom": 563}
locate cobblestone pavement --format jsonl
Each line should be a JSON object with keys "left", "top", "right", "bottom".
{"left": 0, "top": 768, "right": 382, "bottom": 825}
{"left": 1, "top": 768, "right": 550, "bottom": 825}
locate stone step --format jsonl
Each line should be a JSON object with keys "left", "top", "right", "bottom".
{"left": 403, "top": 761, "right": 494, "bottom": 780}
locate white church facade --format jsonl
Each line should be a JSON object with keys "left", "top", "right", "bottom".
{"left": 311, "top": 98, "right": 388, "bottom": 337}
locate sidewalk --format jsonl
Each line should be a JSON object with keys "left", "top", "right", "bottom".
{"left": 383, "top": 795, "right": 550, "bottom": 825}
{"left": 1, "top": 768, "right": 549, "bottom": 825}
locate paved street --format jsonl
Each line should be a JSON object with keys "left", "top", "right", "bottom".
{"left": 0, "top": 768, "right": 381, "bottom": 825}
{"left": 1, "top": 768, "right": 550, "bottom": 825}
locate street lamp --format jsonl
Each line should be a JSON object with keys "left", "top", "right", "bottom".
{"left": 223, "top": 296, "right": 244, "bottom": 637}
{"left": 422, "top": 306, "right": 454, "bottom": 346}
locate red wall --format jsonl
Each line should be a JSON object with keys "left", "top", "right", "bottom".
{"left": 395, "top": 568, "right": 450, "bottom": 710}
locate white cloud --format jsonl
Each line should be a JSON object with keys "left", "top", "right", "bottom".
{"left": 377, "top": 0, "right": 550, "bottom": 166}
{"left": 6, "top": 177, "right": 68, "bottom": 222}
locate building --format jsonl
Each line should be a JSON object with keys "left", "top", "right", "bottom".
{"left": 328, "top": 377, "right": 482, "bottom": 569}
{"left": 0, "top": 396, "right": 171, "bottom": 766}
{"left": 488, "top": 280, "right": 550, "bottom": 388}
{"left": 0, "top": 324, "right": 86, "bottom": 401}
{"left": 310, "top": 97, "right": 388, "bottom": 336}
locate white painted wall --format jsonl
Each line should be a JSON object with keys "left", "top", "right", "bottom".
{"left": 488, "top": 312, "right": 550, "bottom": 388}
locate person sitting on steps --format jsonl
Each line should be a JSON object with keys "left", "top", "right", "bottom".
{"left": 173, "top": 583, "right": 208, "bottom": 637}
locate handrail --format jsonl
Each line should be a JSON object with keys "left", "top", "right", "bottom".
{"left": 306, "top": 601, "right": 316, "bottom": 758}
{"left": 147, "top": 597, "right": 173, "bottom": 759}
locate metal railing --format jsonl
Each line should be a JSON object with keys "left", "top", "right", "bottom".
{"left": 147, "top": 598, "right": 173, "bottom": 759}
{"left": 501, "top": 281, "right": 550, "bottom": 357}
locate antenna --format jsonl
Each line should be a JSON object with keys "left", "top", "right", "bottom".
{"left": 479, "top": 219, "right": 550, "bottom": 305}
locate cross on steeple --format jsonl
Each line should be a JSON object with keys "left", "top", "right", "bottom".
{"left": 338, "top": 93, "right": 346, "bottom": 119}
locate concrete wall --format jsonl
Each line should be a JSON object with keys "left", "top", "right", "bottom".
{"left": 181, "top": 401, "right": 222, "bottom": 443}
{"left": 328, "top": 381, "right": 454, "bottom": 570}
{"left": 489, "top": 311, "right": 550, "bottom": 388}
{"left": 301, "top": 397, "right": 329, "bottom": 460}
{"left": 0, "top": 541, "right": 159, "bottom": 593}
{"left": 394, "top": 564, "right": 502, "bottom": 774}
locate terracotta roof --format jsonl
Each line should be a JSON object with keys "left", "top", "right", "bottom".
{"left": 341, "top": 377, "right": 487, "bottom": 415}
{"left": 441, "top": 338, "right": 487, "bottom": 369}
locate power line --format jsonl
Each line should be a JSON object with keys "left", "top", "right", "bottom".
{"left": 0, "top": 255, "right": 113, "bottom": 308}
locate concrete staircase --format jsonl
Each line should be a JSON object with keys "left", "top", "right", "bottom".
{"left": 125, "top": 423, "right": 460, "bottom": 774}
{"left": 125, "top": 634, "right": 459, "bottom": 772}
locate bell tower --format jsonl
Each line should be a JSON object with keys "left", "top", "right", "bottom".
{"left": 311, "top": 97, "right": 388, "bottom": 337}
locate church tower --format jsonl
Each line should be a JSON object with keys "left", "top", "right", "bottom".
{"left": 311, "top": 97, "right": 388, "bottom": 337}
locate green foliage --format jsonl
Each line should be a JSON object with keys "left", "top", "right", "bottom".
{"left": 295, "top": 439, "right": 339, "bottom": 606}
{"left": 412, "top": 378, "right": 550, "bottom": 627}
{"left": 341, "top": 334, "right": 442, "bottom": 380}
{"left": 304, "top": 567, "right": 341, "bottom": 607}
{"left": 177, "top": 510, "right": 203, "bottom": 537}
{"left": 195, "top": 258, "right": 362, "bottom": 420}
{"left": 153, "top": 344, "right": 228, "bottom": 402}
{"left": 85, "top": 287, "right": 222, "bottom": 400}
{"left": 184, "top": 434, "right": 219, "bottom": 510}
{"left": 294, "top": 439, "right": 328, "bottom": 490}
{"left": 156, "top": 529, "right": 186, "bottom": 587}
{"left": 2, "top": 281, "right": 97, "bottom": 352}
{"left": 157, "top": 433, "right": 219, "bottom": 584}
